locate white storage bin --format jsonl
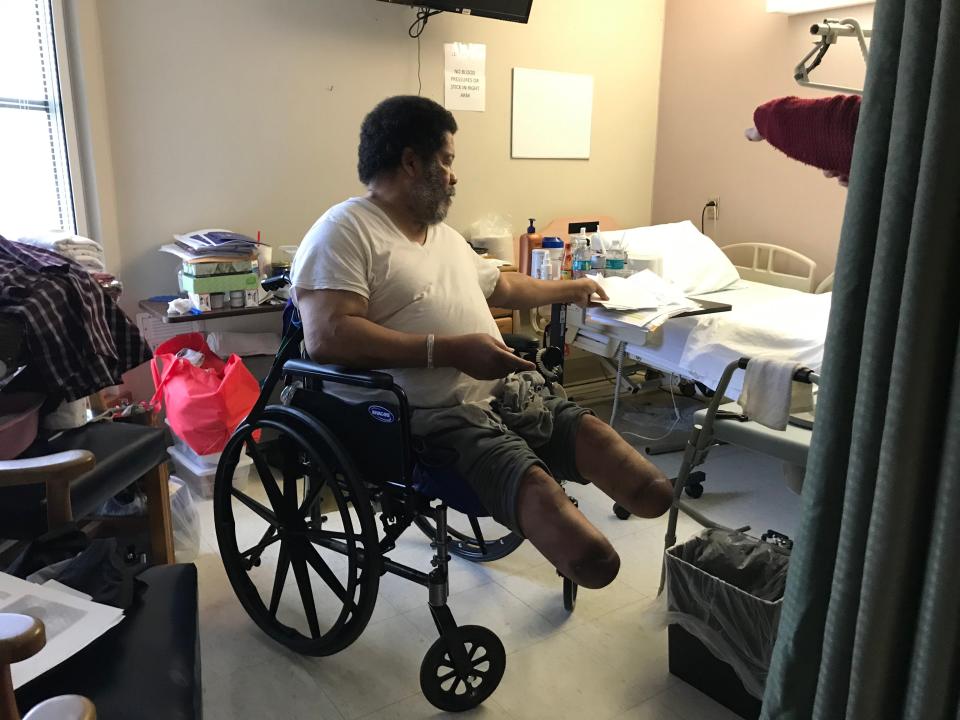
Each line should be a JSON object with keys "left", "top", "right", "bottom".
{"left": 167, "top": 444, "right": 253, "bottom": 499}
{"left": 166, "top": 421, "right": 221, "bottom": 469}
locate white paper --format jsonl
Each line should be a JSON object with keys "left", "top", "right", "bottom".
{"left": 590, "top": 271, "right": 693, "bottom": 311}
{"left": 0, "top": 573, "right": 124, "bottom": 688}
{"left": 444, "top": 43, "right": 486, "bottom": 112}
{"left": 512, "top": 68, "right": 594, "bottom": 159}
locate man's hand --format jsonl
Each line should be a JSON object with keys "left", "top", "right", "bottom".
{"left": 436, "top": 333, "right": 536, "bottom": 380}
{"left": 566, "top": 278, "right": 609, "bottom": 308}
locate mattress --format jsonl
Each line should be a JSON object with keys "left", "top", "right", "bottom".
{"left": 571, "top": 281, "right": 832, "bottom": 398}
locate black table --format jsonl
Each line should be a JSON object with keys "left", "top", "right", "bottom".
{"left": 16, "top": 564, "right": 201, "bottom": 720}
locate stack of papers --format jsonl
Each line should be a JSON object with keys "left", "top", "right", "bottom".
{"left": 586, "top": 271, "right": 700, "bottom": 332}
{"left": 160, "top": 228, "right": 259, "bottom": 263}
{"left": 0, "top": 572, "right": 124, "bottom": 688}
{"left": 589, "top": 270, "right": 690, "bottom": 310}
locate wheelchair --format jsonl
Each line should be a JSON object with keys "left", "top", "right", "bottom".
{"left": 214, "top": 276, "right": 575, "bottom": 712}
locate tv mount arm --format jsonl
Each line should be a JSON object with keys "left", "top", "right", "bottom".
{"left": 794, "top": 17, "right": 871, "bottom": 96}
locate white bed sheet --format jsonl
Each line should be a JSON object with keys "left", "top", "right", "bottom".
{"left": 571, "top": 281, "right": 831, "bottom": 398}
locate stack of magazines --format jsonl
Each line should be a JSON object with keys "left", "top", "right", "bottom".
{"left": 160, "top": 228, "right": 258, "bottom": 262}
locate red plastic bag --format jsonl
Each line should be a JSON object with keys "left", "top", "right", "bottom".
{"left": 150, "top": 333, "right": 260, "bottom": 455}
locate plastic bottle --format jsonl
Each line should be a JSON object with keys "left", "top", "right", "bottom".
{"left": 590, "top": 231, "right": 606, "bottom": 274}
{"left": 519, "top": 218, "right": 542, "bottom": 276}
{"left": 605, "top": 236, "right": 628, "bottom": 278}
{"left": 541, "top": 236, "right": 565, "bottom": 280}
{"left": 561, "top": 238, "right": 575, "bottom": 280}
{"left": 571, "top": 231, "right": 592, "bottom": 279}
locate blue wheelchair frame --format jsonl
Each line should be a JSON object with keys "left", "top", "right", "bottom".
{"left": 215, "top": 287, "right": 573, "bottom": 711}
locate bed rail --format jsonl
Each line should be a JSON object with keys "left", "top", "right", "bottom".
{"left": 721, "top": 242, "right": 817, "bottom": 293}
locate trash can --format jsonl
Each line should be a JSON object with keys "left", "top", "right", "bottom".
{"left": 664, "top": 529, "right": 791, "bottom": 720}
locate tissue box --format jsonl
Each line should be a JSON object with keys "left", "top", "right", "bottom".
{"left": 180, "top": 272, "right": 258, "bottom": 295}
{"left": 182, "top": 259, "right": 257, "bottom": 277}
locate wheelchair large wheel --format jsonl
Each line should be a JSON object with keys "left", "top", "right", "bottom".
{"left": 414, "top": 512, "right": 523, "bottom": 563}
{"left": 215, "top": 406, "right": 381, "bottom": 656}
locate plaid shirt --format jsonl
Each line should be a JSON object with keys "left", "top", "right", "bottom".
{"left": 0, "top": 236, "right": 151, "bottom": 401}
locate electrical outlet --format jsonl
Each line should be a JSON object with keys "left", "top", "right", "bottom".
{"left": 706, "top": 196, "right": 720, "bottom": 221}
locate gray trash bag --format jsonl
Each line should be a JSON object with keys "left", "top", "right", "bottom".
{"left": 169, "top": 475, "right": 201, "bottom": 562}
{"left": 661, "top": 528, "right": 791, "bottom": 699}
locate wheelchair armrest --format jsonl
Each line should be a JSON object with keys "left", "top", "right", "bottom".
{"left": 283, "top": 359, "right": 396, "bottom": 390}
{"left": 502, "top": 333, "right": 539, "bottom": 355}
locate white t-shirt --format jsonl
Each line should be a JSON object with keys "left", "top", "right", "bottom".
{"left": 291, "top": 197, "right": 504, "bottom": 408}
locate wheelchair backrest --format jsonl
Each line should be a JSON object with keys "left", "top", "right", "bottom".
{"left": 290, "top": 384, "right": 411, "bottom": 486}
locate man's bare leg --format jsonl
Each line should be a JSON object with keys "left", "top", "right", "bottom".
{"left": 575, "top": 414, "right": 673, "bottom": 518}
{"left": 515, "top": 466, "right": 620, "bottom": 589}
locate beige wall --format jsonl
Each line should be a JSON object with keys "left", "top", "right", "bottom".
{"left": 75, "top": 0, "right": 665, "bottom": 311}
{"left": 652, "top": 0, "right": 874, "bottom": 283}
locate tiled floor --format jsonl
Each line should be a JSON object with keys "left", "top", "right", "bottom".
{"left": 193, "top": 389, "right": 800, "bottom": 719}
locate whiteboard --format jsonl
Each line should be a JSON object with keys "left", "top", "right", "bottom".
{"left": 511, "top": 68, "right": 594, "bottom": 159}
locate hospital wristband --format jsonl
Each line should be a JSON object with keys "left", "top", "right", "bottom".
{"left": 426, "top": 333, "right": 435, "bottom": 369}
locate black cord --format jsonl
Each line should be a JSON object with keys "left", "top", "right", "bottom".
{"left": 409, "top": 8, "right": 442, "bottom": 95}
{"left": 701, "top": 200, "right": 717, "bottom": 234}
{"left": 408, "top": 7, "right": 441, "bottom": 38}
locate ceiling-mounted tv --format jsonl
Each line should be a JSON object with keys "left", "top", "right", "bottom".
{"left": 378, "top": 0, "right": 533, "bottom": 24}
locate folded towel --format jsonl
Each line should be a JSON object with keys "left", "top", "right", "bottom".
{"left": 68, "top": 251, "right": 106, "bottom": 271}
{"left": 18, "top": 232, "right": 104, "bottom": 252}
{"left": 739, "top": 357, "right": 814, "bottom": 430}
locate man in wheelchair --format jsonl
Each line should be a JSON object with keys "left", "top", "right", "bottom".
{"left": 291, "top": 95, "right": 672, "bottom": 591}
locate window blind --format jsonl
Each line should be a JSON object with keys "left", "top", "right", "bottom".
{"left": 0, "top": 0, "right": 76, "bottom": 237}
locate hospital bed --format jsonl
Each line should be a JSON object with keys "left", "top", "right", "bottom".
{"left": 562, "top": 232, "right": 832, "bottom": 410}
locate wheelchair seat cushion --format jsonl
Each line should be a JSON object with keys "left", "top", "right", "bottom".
{"left": 413, "top": 463, "right": 489, "bottom": 517}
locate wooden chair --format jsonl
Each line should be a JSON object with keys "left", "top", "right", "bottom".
{"left": 0, "top": 313, "right": 174, "bottom": 565}
{"left": 0, "top": 421, "right": 174, "bottom": 566}
{"left": 0, "top": 614, "right": 95, "bottom": 720}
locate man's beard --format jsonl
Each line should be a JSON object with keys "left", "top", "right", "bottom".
{"left": 411, "top": 161, "right": 455, "bottom": 225}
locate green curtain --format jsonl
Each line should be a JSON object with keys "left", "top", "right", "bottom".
{"left": 761, "top": 1, "right": 960, "bottom": 718}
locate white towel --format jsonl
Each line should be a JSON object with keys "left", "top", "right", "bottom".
{"left": 68, "top": 250, "right": 106, "bottom": 271}
{"left": 18, "top": 232, "right": 103, "bottom": 252}
{"left": 738, "top": 357, "right": 814, "bottom": 430}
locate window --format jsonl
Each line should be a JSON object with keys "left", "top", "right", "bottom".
{"left": 0, "top": 0, "right": 77, "bottom": 237}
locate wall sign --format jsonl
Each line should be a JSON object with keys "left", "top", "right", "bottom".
{"left": 444, "top": 43, "right": 486, "bottom": 112}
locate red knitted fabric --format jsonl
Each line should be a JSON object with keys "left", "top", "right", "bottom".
{"left": 753, "top": 95, "right": 861, "bottom": 177}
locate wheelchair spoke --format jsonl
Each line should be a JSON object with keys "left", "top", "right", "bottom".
{"left": 231, "top": 488, "right": 279, "bottom": 527}
{"left": 268, "top": 541, "right": 291, "bottom": 618}
{"left": 289, "top": 543, "right": 322, "bottom": 638}
{"left": 241, "top": 527, "right": 281, "bottom": 560}
{"left": 437, "top": 668, "right": 457, "bottom": 682}
{"left": 246, "top": 440, "right": 289, "bottom": 518}
{"left": 301, "top": 540, "right": 353, "bottom": 610}
{"left": 302, "top": 528, "right": 365, "bottom": 545}
{"left": 467, "top": 515, "right": 487, "bottom": 555}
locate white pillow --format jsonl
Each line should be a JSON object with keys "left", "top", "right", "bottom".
{"left": 598, "top": 221, "right": 740, "bottom": 295}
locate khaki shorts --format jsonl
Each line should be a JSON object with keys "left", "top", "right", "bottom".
{"left": 411, "top": 371, "right": 593, "bottom": 536}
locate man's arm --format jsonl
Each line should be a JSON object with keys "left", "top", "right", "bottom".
{"left": 486, "top": 273, "right": 608, "bottom": 310}
{"left": 296, "top": 288, "right": 534, "bottom": 381}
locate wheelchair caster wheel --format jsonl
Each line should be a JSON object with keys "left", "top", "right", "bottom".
{"left": 420, "top": 625, "right": 505, "bottom": 712}
{"left": 684, "top": 484, "right": 704, "bottom": 499}
{"left": 613, "top": 503, "right": 631, "bottom": 520}
{"left": 563, "top": 577, "right": 578, "bottom": 612}
{"left": 678, "top": 380, "right": 697, "bottom": 398}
